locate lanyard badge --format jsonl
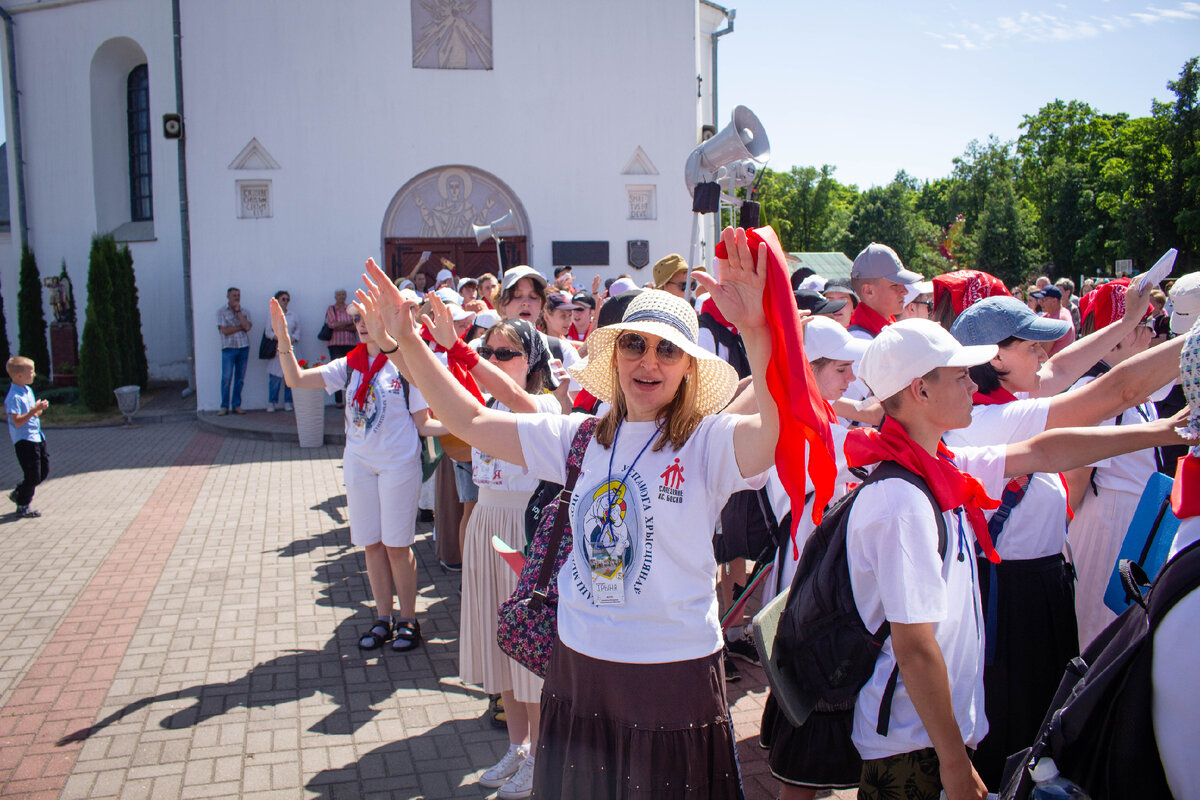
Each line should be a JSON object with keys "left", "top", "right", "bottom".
{"left": 588, "top": 422, "right": 657, "bottom": 606}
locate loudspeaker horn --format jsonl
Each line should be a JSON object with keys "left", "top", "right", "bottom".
{"left": 685, "top": 105, "right": 770, "bottom": 189}
{"left": 472, "top": 211, "right": 517, "bottom": 245}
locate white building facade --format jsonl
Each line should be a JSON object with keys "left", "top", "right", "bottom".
{"left": 0, "top": 0, "right": 733, "bottom": 410}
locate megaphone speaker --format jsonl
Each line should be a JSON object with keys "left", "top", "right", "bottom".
{"left": 685, "top": 105, "right": 771, "bottom": 189}
{"left": 472, "top": 223, "right": 494, "bottom": 245}
{"left": 473, "top": 211, "right": 517, "bottom": 244}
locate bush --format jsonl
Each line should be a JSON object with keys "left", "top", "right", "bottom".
{"left": 39, "top": 386, "right": 79, "bottom": 405}
{"left": 17, "top": 245, "right": 50, "bottom": 375}
{"left": 77, "top": 237, "right": 117, "bottom": 410}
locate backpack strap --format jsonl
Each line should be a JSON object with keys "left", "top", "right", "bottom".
{"left": 1146, "top": 537, "right": 1200, "bottom": 634}
{"left": 981, "top": 473, "right": 1034, "bottom": 665}
{"left": 528, "top": 417, "right": 599, "bottom": 611}
{"left": 858, "top": 461, "right": 949, "bottom": 736}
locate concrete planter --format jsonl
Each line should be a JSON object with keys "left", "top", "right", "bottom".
{"left": 290, "top": 387, "right": 326, "bottom": 447}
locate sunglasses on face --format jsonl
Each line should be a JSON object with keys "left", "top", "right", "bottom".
{"left": 616, "top": 332, "right": 685, "bottom": 364}
{"left": 478, "top": 346, "right": 525, "bottom": 362}
{"left": 668, "top": 280, "right": 698, "bottom": 292}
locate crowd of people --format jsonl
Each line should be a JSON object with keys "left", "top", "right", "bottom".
{"left": 255, "top": 232, "right": 1199, "bottom": 800}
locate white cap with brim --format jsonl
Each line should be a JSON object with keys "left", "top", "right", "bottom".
{"left": 570, "top": 290, "right": 737, "bottom": 416}
{"left": 435, "top": 288, "right": 465, "bottom": 306}
{"left": 458, "top": 276, "right": 479, "bottom": 292}
{"left": 501, "top": 265, "right": 548, "bottom": 293}
{"left": 436, "top": 268, "right": 455, "bottom": 284}
{"left": 859, "top": 319, "right": 997, "bottom": 401}
{"left": 446, "top": 304, "right": 476, "bottom": 323}
{"left": 608, "top": 277, "right": 639, "bottom": 296}
{"left": 474, "top": 309, "right": 501, "bottom": 330}
{"left": 1169, "top": 272, "right": 1200, "bottom": 335}
{"left": 805, "top": 316, "right": 869, "bottom": 362}
{"left": 851, "top": 242, "right": 923, "bottom": 285}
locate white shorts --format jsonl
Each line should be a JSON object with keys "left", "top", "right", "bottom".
{"left": 343, "top": 451, "right": 421, "bottom": 548}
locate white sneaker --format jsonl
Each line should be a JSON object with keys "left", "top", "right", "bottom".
{"left": 265, "top": 403, "right": 275, "bottom": 413}
{"left": 284, "top": 402, "right": 293, "bottom": 411}
{"left": 496, "top": 757, "right": 535, "bottom": 799}
{"left": 479, "top": 746, "right": 526, "bottom": 789}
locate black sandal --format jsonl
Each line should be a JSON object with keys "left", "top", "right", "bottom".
{"left": 358, "top": 619, "right": 392, "bottom": 651}
{"left": 391, "top": 618, "right": 422, "bottom": 652}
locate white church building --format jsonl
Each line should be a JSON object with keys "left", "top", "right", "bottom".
{"left": 0, "top": 0, "right": 736, "bottom": 410}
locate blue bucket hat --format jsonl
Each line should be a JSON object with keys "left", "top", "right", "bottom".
{"left": 950, "top": 296, "right": 1070, "bottom": 345}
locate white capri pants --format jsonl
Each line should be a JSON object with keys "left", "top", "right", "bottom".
{"left": 343, "top": 451, "right": 422, "bottom": 548}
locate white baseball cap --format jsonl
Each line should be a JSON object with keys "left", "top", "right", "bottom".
{"left": 904, "top": 280, "right": 935, "bottom": 305}
{"left": 500, "top": 265, "right": 548, "bottom": 293}
{"left": 436, "top": 268, "right": 455, "bottom": 285}
{"left": 1169, "top": 272, "right": 1200, "bottom": 335}
{"left": 446, "top": 303, "right": 476, "bottom": 323}
{"left": 858, "top": 318, "right": 997, "bottom": 401}
{"left": 805, "top": 316, "right": 868, "bottom": 362}
{"left": 608, "top": 277, "right": 639, "bottom": 296}
{"left": 435, "top": 287, "right": 464, "bottom": 306}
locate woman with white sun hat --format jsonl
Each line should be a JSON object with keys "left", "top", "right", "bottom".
{"left": 354, "top": 227, "right": 779, "bottom": 799}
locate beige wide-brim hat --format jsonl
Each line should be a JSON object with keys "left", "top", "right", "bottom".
{"left": 569, "top": 289, "right": 738, "bottom": 416}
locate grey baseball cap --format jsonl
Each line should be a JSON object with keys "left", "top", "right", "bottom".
{"left": 950, "top": 296, "right": 1070, "bottom": 345}
{"left": 851, "top": 243, "right": 922, "bottom": 285}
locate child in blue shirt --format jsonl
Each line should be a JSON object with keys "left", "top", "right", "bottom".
{"left": 6, "top": 357, "right": 49, "bottom": 517}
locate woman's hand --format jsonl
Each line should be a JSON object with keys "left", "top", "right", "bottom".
{"left": 269, "top": 299, "right": 291, "bottom": 351}
{"left": 423, "top": 292, "right": 460, "bottom": 349}
{"left": 362, "top": 258, "right": 421, "bottom": 345}
{"left": 695, "top": 226, "right": 768, "bottom": 331}
{"left": 1122, "top": 273, "right": 1153, "bottom": 327}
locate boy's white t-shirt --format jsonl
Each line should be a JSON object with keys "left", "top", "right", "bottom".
{"left": 472, "top": 393, "right": 562, "bottom": 493}
{"left": 517, "top": 412, "right": 767, "bottom": 664}
{"left": 316, "top": 358, "right": 428, "bottom": 464}
{"left": 846, "top": 445, "right": 1006, "bottom": 761}
{"left": 944, "top": 398, "right": 1069, "bottom": 560}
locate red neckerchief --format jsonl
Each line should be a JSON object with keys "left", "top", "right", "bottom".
{"left": 972, "top": 387, "right": 1018, "bottom": 406}
{"left": 971, "top": 387, "right": 1074, "bottom": 520}
{"left": 421, "top": 329, "right": 485, "bottom": 405}
{"left": 848, "top": 302, "right": 893, "bottom": 337}
{"left": 1173, "top": 454, "right": 1200, "bottom": 518}
{"left": 347, "top": 344, "right": 388, "bottom": 411}
{"left": 566, "top": 323, "right": 587, "bottom": 342}
{"left": 845, "top": 416, "right": 1002, "bottom": 563}
{"left": 572, "top": 388, "right": 601, "bottom": 414}
{"left": 700, "top": 297, "right": 738, "bottom": 336}
{"left": 716, "top": 227, "right": 838, "bottom": 558}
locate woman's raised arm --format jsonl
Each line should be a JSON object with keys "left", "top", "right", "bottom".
{"left": 270, "top": 298, "right": 325, "bottom": 389}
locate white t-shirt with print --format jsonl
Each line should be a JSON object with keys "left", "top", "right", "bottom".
{"left": 944, "top": 398, "right": 1069, "bottom": 560}
{"left": 847, "top": 445, "right": 1006, "bottom": 761}
{"left": 518, "top": 412, "right": 767, "bottom": 664}
{"left": 316, "top": 358, "right": 428, "bottom": 465}
{"left": 472, "top": 393, "right": 562, "bottom": 494}
{"left": 1069, "top": 375, "right": 1172, "bottom": 495}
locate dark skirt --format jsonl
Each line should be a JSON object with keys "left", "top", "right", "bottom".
{"left": 758, "top": 693, "right": 860, "bottom": 789}
{"left": 973, "top": 553, "right": 1078, "bottom": 790}
{"left": 533, "top": 640, "right": 743, "bottom": 800}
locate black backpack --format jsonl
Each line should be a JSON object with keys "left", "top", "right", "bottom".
{"left": 1000, "top": 539, "right": 1200, "bottom": 800}
{"left": 773, "top": 461, "right": 946, "bottom": 727}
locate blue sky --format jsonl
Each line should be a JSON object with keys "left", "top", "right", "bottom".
{"left": 717, "top": 0, "right": 1200, "bottom": 188}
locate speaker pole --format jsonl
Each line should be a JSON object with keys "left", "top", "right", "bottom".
{"left": 494, "top": 236, "right": 505, "bottom": 281}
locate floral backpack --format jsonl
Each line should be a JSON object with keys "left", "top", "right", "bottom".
{"left": 496, "top": 416, "right": 599, "bottom": 677}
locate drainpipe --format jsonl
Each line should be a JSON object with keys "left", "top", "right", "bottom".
{"left": 710, "top": 6, "right": 734, "bottom": 131}
{"left": 0, "top": 5, "right": 29, "bottom": 251}
{"left": 172, "top": 0, "right": 195, "bottom": 396}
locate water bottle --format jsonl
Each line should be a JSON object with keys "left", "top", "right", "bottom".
{"left": 1030, "top": 757, "right": 1092, "bottom": 799}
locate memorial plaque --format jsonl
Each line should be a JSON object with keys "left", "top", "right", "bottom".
{"left": 552, "top": 241, "right": 609, "bottom": 266}
{"left": 627, "top": 240, "right": 649, "bottom": 269}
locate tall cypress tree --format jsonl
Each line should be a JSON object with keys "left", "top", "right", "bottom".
{"left": 0, "top": 276, "right": 10, "bottom": 368}
{"left": 98, "top": 236, "right": 127, "bottom": 387}
{"left": 17, "top": 244, "right": 50, "bottom": 375}
{"left": 118, "top": 245, "right": 149, "bottom": 388}
{"left": 78, "top": 236, "right": 117, "bottom": 410}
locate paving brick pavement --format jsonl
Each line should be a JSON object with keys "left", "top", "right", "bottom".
{"left": 0, "top": 421, "right": 853, "bottom": 800}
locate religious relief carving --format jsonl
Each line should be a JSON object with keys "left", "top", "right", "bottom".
{"left": 626, "top": 185, "right": 657, "bottom": 220}
{"left": 383, "top": 165, "right": 529, "bottom": 240}
{"left": 412, "top": 0, "right": 493, "bottom": 70}
{"left": 237, "top": 180, "right": 272, "bottom": 219}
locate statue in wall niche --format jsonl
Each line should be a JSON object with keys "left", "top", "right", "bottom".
{"left": 42, "top": 275, "right": 73, "bottom": 324}
{"left": 413, "top": 168, "right": 497, "bottom": 238}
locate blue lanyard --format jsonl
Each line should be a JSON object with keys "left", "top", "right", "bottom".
{"left": 603, "top": 422, "right": 659, "bottom": 544}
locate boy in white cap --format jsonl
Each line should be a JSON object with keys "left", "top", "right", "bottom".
{"left": 844, "top": 319, "right": 1188, "bottom": 799}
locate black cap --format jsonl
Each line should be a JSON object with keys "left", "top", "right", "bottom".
{"left": 794, "top": 289, "right": 847, "bottom": 316}
{"left": 571, "top": 290, "right": 596, "bottom": 309}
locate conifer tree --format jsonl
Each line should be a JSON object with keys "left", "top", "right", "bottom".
{"left": 78, "top": 237, "right": 117, "bottom": 410}
{"left": 17, "top": 245, "right": 50, "bottom": 375}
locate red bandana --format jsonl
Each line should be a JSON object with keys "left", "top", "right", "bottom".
{"left": 848, "top": 302, "right": 894, "bottom": 337}
{"left": 845, "top": 417, "right": 1002, "bottom": 563}
{"left": 346, "top": 344, "right": 388, "bottom": 411}
{"left": 1173, "top": 454, "right": 1200, "bottom": 519}
{"left": 716, "top": 227, "right": 838, "bottom": 557}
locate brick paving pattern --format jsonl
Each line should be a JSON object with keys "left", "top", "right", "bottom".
{"left": 0, "top": 420, "right": 853, "bottom": 799}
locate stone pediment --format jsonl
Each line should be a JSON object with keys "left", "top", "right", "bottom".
{"left": 621, "top": 146, "right": 658, "bottom": 175}
{"left": 228, "top": 138, "right": 280, "bottom": 170}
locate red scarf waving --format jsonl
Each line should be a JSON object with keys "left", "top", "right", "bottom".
{"left": 717, "top": 227, "right": 838, "bottom": 556}
{"left": 849, "top": 302, "right": 894, "bottom": 337}
{"left": 844, "top": 416, "right": 1003, "bottom": 563}
{"left": 347, "top": 344, "right": 389, "bottom": 411}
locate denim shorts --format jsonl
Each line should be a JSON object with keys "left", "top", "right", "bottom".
{"left": 453, "top": 459, "right": 479, "bottom": 503}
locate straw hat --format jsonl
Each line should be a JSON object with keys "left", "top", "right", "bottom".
{"left": 569, "top": 289, "right": 738, "bottom": 415}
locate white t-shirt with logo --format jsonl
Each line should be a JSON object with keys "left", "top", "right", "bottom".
{"left": 944, "top": 398, "right": 1069, "bottom": 560}
{"left": 518, "top": 412, "right": 767, "bottom": 663}
{"left": 847, "top": 445, "right": 1006, "bottom": 761}
{"left": 317, "top": 358, "right": 428, "bottom": 465}
{"left": 472, "top": 393, "right": 562, "bottom": 493}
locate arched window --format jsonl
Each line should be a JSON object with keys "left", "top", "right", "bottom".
{"left": 126, "top": 64, "right": 152, "bottom": 221}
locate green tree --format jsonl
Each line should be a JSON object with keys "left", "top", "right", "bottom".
{"left": 970, "top": 178, "right": 1042, "bottom": 287}
{"left": 17, "top": 245, "right": 50, "bottom": 376}
{"left": 753, "top": 164, "right": 855, "bottom": 252}
{"left": 947, "top": 136, "right": 1017, "bottom": 236}
{"left": 113, "top": 245, "right": 148, "bottom": 388}
{"left": 1094, "top": 114, "right": 1173, "bottom": 269}
{"left": 78, "top": 236, "right": 119, "bottom": 410}
{"left": 0, "top": 277, "right": 10, "bottom": 368}
{"left": 1158, "top": 56, "right": 1200, "bottom": 263}
{"left": 842, "top": 174, "right": 942, "bottom": 275}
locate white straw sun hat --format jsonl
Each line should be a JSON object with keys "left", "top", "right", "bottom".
{"left": 569, "top": 289, "right": 738, "bottom": 415}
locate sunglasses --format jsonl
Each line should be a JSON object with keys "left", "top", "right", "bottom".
{"left": 668, "top": 280, "right": 698, "bottom": 293}
{"left": 616, "top": 332, "right": 685, "bottom": 364}
{"left": 478, "top": 346, "right": 525, "bottom": 362}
